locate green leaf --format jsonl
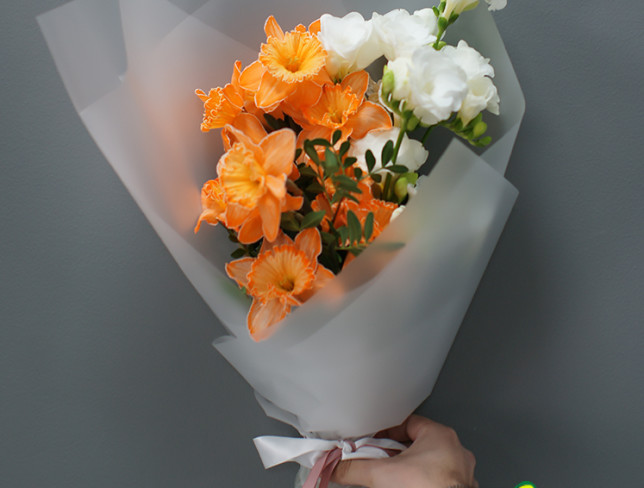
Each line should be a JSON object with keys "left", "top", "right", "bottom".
{"left": 321, "top": 231, "right": 336, "bottom": 246}
{"left": 230, "top": 248, "right": 247, "bottom": 259}
{"left": 353, "top": 168, "right": 363, "bottom": 180}
{"left": 334, "top": 174, "right": 361, "bottom": 191}
{"left": 300, "top": 210, "right": 327, "bottom": 229}
{"left": 339, "top": 140, "right": 351, "bottom": 157}
{"left": 306, "top": 181, "right": 325, "bottom": 194}
{"left": 332, "top": 130, "right": 342, "bottom": 145}
{"left": 264, "top": 113, "right": 282, "bottom": 130}
{"left": 366, "top": 149, "right": 376, "bottom": 173}
{"left": 371, "top": 173, "right": 382, "bottom": 183}
{"left": 304, "top": 141, "right": 320, "bottom": 165}
{"left": 343, "top": 156, "right": 357, "bottom": 168}
{"left": 294, "top": 148, "right": 302, "bottom": 161}
{"left": 324, "top": 147, "right": 339, "bottom": 172}
{"left": 381, "top": 140, "right": 394, "bottom": 166}
{"left": 363, "top": 212, "right": 374, "bottom": 241}
{"left": 388, "top": 164, "right": 410, "bottom": 174}
{"left": 280, "top": 212, "right": 301, "bottom": 232}
{"left": 345, "top": 193, "right": 360, "bottom": 204}
{"left": 347, "top": 210, "right": 362, "bottom": 245}
{"left": 310, "top": 138, "right": 331, "bottom": 147}
{"left": 338, "top": 226, "right": 349, "bottom": 245}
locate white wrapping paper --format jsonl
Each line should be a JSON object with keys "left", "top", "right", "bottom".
{"left": 39, "top": 0, "right": 523, "bottom": 456}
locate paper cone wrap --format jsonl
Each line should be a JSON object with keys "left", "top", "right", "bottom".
{"left": 39, "top": 0, "right": 524, "bottom": 442}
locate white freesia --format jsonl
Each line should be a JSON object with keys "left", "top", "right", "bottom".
{"left": 319, "top": 12, "right": 382, "bottom": 79}
{"left": 390, "top": 205, "right": 406, "bottom": 221}
{"left": 348, "top": 128, "right": 428, "bottom": 174}
{"left": 442, "top": 0, "right": 479, "bottom": 20}
{"left": 485, "top": 0, "right": 507, "bottom": 11}
{"left": 407, "top": 47, "right": 468, "bottom": 126}
{"left": 371, "top": 8, "right": 438, "bottom": 60}
{"left": 443, "top": 40, "right": 499, "bottom": 125}
{"left": 386, "top": 57, "right": 412, "bottom": 101}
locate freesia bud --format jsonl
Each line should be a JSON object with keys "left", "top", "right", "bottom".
{"left": 472, "top": 120, "right": 487, "bottom": 138}
{"left": 381, "top": 67, "right": 395, "bottom": 98}
{"left": 394, "top": 176, "right": 409, "bottom": 202}
{"left": 442, "top": 0, "right": 479, "bottom": 21}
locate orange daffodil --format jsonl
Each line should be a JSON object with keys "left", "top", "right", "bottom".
{"left": 226, "top": 229, "right": 334, "bottom": 341}
{"left": 218, "top": 125, "right": 302, "bottom": 244}
{"left": 239, "top": 16, "right": 330, "bottom": 113}
{"left": 299, "top": 70, "right": 392, "bottom": 144}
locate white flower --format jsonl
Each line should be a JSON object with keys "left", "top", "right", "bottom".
{"left": 407, "top": 46, "right": 468, "bottom": 126}
{"left": 442, "top": 0, "right": 479, "bottom": 20}
{"left": 349, "top": 128, "right": 428, "bottom": 174}
{"left": 371, "top": 8, "right": 438, "bottom": 60}
{"left": 319, "top": 12, "right": 383, "bottom": 79}
{"left": 386, "top": 57, "right": 412, "bottom": 101}
{"left": 485, "top": 0, "right": 507, "bottom": 11}
{"left": 391, "top": 205, "right": 406, "bottom": 221}
{"left": 443, "top": 40, "right": 499, "bottom": 125}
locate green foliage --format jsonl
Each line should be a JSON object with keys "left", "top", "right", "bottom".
{"left": 301, "top": 210, "right": 327, "bottom": 230}
{"left": 442, "top": 112, "right": 493, "bottom": 147}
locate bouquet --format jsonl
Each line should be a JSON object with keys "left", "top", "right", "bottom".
{"left": 39, "top": 0, "right": 523, "bottom": 486}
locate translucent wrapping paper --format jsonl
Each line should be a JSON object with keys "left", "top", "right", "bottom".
{"left": 39, "top": 0, "right": 523, "bottom": 446}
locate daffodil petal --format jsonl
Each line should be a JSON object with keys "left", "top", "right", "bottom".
{"left": 260, "top": 128, "right": 296, "bottom": 176}
{"left": 259, "top": 195, "right": 281, "bottom": 242}
{"left": 255, "top": 71, "right": 293, "bottom": 110}
{"left": 248, "top": 298, "right": 290, "bottom": 341}
{"left": 260, "top": 230, "right": 294, "bottom": 254}
{"left": 238, "top": 212, "right": 264, "bottom": 244}
{"left": 295, "top": 227, "right": 322, "bottom": 263}
{"left": 341, "top": 70, "right": 369, "bottom": 99}
{"left": 239, "top": 60, "right": 264, "bottom": 93}
{"left": 225, "top": 257, "right": 254, "bottom": 288}
{"left": 346, "top": 101, "right": 392, "bottom": 140}
{"left": 230, "top": 113, "right": 267, "bottom": 145}
{"left": 264, "top": 15, "right": 284, "bottom": 40}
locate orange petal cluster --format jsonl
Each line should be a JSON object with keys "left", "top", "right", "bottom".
{"left": 194, "top": 178, "right": 227, "bottom": 232}
{"left": 299, "top": 71, "right": 392, "bottom": 144}
{"left": 196, "top": 61, "right": 246, "bottom": 132}
{"left": 226, "top": 229, "right": 334, "bottom": 341}
{"left": 217, "top": 127, "right": 303, "bottom": 243}
{"left": 239, "top": 16, "right": 330, "bottom": 113}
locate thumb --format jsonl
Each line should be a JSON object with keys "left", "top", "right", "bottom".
{"left": 331, "top": 459, "right": 374, "bottom": 487}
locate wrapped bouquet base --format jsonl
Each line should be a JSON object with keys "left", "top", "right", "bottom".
{"left": 39, "top": 0, "right": 523, "bottom": 485}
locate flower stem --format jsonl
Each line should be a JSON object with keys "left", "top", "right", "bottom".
{"left": 421, "top": 126, "right": 434, "bottom": 145}
{"left": 391, "top": 117, "right": 408, "bottom": 165}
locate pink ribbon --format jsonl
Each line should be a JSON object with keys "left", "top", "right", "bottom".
{"left": 303, "top": 441, "right": 402, "bottom": 488}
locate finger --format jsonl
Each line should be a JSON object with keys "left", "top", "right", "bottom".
{"left": 375, "top": 417, "right": 413, "bottom": 442}
{"left": 404, "top": 414, "right": 440, "bottom": 442}
{"left": 331, "top": 459, "right": 373, "bottom": 487}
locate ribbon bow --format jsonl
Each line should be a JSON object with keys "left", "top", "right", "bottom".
{"left": 254, "top": 436, "right": 407, "bottom": 488}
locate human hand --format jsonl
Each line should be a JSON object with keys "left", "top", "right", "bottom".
{"left": 331, "top": 415, "right": 478, "bottom": 488}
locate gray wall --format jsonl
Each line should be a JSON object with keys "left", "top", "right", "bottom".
{"left": 2, "top": 1, "right": 643, "bottom": 487}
